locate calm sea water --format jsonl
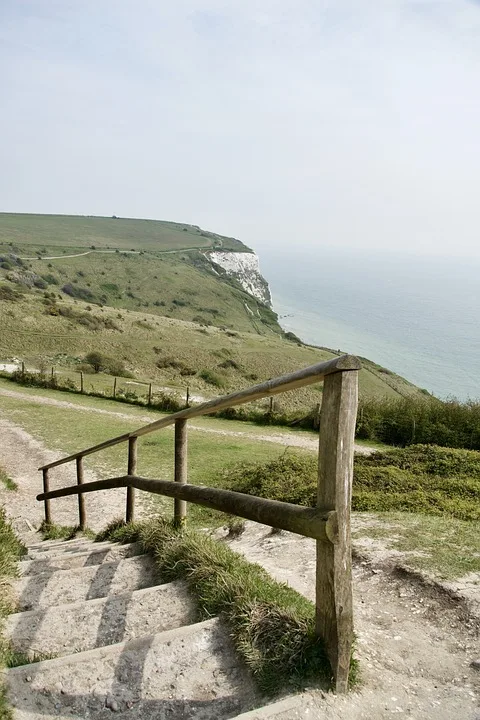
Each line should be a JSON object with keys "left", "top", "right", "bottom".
{"left": 258, "top": 248, "right": 480, "bottom": 401}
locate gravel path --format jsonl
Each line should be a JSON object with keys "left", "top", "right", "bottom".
{"left": 0, "top": 387, "right": 375, "bottom": 454}
{"left": 226, "top": 522, "right": 480, "bottom": 719}
{"left": 0, "top": 415, "right": 149, "bottom": 532}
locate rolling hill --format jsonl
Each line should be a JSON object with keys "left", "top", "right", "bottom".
{"left": 0, "top": 213, "right": 425, "bottom": 410}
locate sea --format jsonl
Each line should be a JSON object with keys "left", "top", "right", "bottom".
{"left": 258, "top": 247, "right": 480, "bottom": 401}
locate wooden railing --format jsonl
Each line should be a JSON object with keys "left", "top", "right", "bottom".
{"left": 37, "top": 354, "right": 360, "bottom": 692}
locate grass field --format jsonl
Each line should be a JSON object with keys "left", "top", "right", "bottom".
{"left": 0, "top": 293, "right": 423, "bottom": 413}
{"left": 0, "top": 213, "right": 249, "bottom": 253}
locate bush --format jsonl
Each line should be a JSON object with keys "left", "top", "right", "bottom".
{"left": 357, "top": 396, "right": 480, "bottom": 450}
{"left": 0, "top": 285, "right": 23, "bottom": 302}
{"left": 83, "top": 352, "right": 132, "bottom": 377}
{"left": 61, "top": 284, "right": 96, "bottom": 302}
{"left": 199, "top": 369, "right": 226, "bottom": 388}
{"left": 220, "top": 445, "right": 480, "bottom": 522}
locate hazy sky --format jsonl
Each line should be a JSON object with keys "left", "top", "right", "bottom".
{"left": 1, "top": 1, "right": 480, "bottom": 257}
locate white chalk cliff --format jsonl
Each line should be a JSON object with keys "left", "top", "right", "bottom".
{"left": 207, "top": 251, "right": 272, "bottom": 308}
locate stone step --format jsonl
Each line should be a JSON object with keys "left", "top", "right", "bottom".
{"left": 4, "top": 581, "right": 196, "bottom": 657}
{"left": 230, "top": 696, "right": 307, "bottom": 719}
{"left": 5, "top": 618, "right": 259, "bottom": 720}
{"left": 19, "top": 543, "right": 143, "bottom": 576}
{"left": 14, "top": 555, "right": 159, "bottom": 611}
{"left": 25, "top": 540, "right": 115, "bottom": 560}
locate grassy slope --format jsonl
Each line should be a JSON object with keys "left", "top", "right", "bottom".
{"left": 0, "top": 295, "right": 421, "bottom": 410}
{"left": 0, "top": 213, "right": 248, "bottom": 252}
{"left": 0, "top": 212, "right": 424, "bottom": 408}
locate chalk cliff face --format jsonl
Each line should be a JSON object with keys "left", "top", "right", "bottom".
{"left": 207, "top": 251, "right": 272, "bottom": 308}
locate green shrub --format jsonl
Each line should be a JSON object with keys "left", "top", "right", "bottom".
{"left": 220, "top": 445, "right": 480, "bottom": 521}
{"left": 199, "top": 369, "right": 226, "bottom": 388}
{"left": 357, "top": 396, "right": 480, "bottom": 450}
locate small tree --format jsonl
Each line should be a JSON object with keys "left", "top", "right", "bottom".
{"left": 84, "top": 351, "right": 105, "bottom": 373}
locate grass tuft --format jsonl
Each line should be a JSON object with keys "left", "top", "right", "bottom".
{"left": 0, "top": 468, "right": 17, "bottom": 492}
{"left": 39, "top": 521, "right": 94, "bottom": 541}
{"left": 0, "top": 507, "right": 27, "bottom": 718}
{"left": 97, "top": 517, "right": 340, "bottom": 694}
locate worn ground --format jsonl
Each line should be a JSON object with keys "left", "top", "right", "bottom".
{"left": 1, "top": 406, "right": 479, "bottom": 718}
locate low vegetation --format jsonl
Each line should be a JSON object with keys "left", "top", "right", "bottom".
{"left": 0, "top": 508, "right": 26, "bottom": 718}
{"left": 0, "top": 468, "right": 17, "bottom": 492}
{"left": 96, "top": 517, "right": 353, "bottom": 693}
{"left": 220, "top": 445, "right": 480, "bottom": 521}
{"left": 357, "top": 395, "right": 480, "bottom": 450}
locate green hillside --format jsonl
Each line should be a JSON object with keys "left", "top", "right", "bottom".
{"left": 0, "top": 213, "right": 249, "bottom": 252}
{"left": 0, "top": 213, "right": 425, "bottom": 410}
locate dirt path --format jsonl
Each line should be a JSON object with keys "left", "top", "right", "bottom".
{"left": 225, "top": 522, "right": 480, "bottom": 719}
{"left": 0, "top": 415, "right": 150, "bottom": 533}
{"left": 0, "top": 386, "right": 375, "bottom": 454}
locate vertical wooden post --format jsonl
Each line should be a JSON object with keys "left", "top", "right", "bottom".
{"left": 21, "top": 361, "right": 25, "bottom": 377}
{"left": 42, "top": 468, "right": 51, "bottom": 525}
{"left": 76, "top": 456, "right": 86, "bottom": 530}
{"left": 113, "top": 377, "right": 117, "bottom": 398}
{"left": 51, "top": 366, "right": 55, "bottom": 381}
{"left": 126, "top": 436, "right": 137, "bottom": 522}
{"left": 174, "top": 419, "right": 188, "bottom": 526}
{"left": 269, "top": 396, "right": 274, "bottom": 413}
{"left": 148, "top": 383, "right": 152, "bottom": 405}
{"left": 186, "top": 386, "right": 190, "bottom": 408}
{"left": 80, "top": 371, "right": 84, "bottom": 393}
{"left": 316, "top": 369, "right": 358, "bottom": 693}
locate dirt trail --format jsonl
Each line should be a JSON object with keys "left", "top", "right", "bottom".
{"left": 0, "top": 386, "right": 374, "bottom": 454}
{"left": 225, "top": 522, "right": 480, "bottom": 719}
{"left": 0, "top": 415, "right": 149, "bottom": 532}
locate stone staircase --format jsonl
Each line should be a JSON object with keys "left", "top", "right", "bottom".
{"left": 3, "top": 535, "right": 280, "bottom": 720}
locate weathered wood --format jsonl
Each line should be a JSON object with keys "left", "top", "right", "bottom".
{"left": 186, "top": 386, "right": 190, "bottom": 407}
{"left": 126, "top": 437, "right": 137, "bottom": 522}
{"left": 39, "top": 355, "right": 361, "bottom": 471}
{"left": 42, "top": 469, "right": 51, "bottom": 525}
{"left": 37, "top": 475, "right": 338, "bottom": 542}
{"left": 147, "top": 383, "right": 152, "bottom": 406}
{"left": 51, "top": 366, "right": 55, "bottom": 380}
{"left": 174, "top": 419, "right": 188, "bottom": 526}
{"left": 21, "top": 361, "right": 25, "bottom": 376}
{"left": 76, "top": 457, "right": 86, "bottom": 529}
{"left": 80, "top": 372, "right": 84, "bottom": 393}
{"left": 113, "top": 377, "right": 117, "bottom": 399}
{"left": 316, "top": 370, "right": 358, "bottom": 693}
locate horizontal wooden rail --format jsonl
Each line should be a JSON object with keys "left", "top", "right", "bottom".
{"left": 37, "top": 475, "right": 338, "bottom": 542}
{"left": 38, "top": 354, "right": 360, "bottom": 471}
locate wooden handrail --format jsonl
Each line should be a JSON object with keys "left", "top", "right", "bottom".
{"left": 36, "top": 474, "right": 338, "bottom": 542}
{"left": 36, "top": 355, "right": 360, "bottom": 692}
{"left": 39, "top": 354, "right": 360, "bottom": 471}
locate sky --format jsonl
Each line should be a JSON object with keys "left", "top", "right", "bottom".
{"left": 1, "top": 0, "right": 480, "bottom": 257}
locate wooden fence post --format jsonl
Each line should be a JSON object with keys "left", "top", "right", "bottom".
{"left": 185, "top": 386, "right": 190, "bottom": 408}
{"left": 113, "top": 377, "right": 117, "bottom": 399}
{"left": 148, "top": 383, "right": 152, "bottom": 406}
{"left": 174, "top": 419, "right": 188, "bottom": 526}
{"left": 51, "top": 366, "right": 55, "bottom": 381}
{"left": 42, "top": 468, "right": 51, "bottom": 525}
{"left": 316, "top": 369, "right": 358, "bottom": 693}
{"left": 76, "top": 456, "right": 86, "bottom": 530}
{"left": 21, "top": 361, "right": 25, "bottom": 377}
{"left": 80, "top": 371, "right": 84, "bottom": 393}
{"left": 126, "top": 436, "right": 137, "bottom": 522}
